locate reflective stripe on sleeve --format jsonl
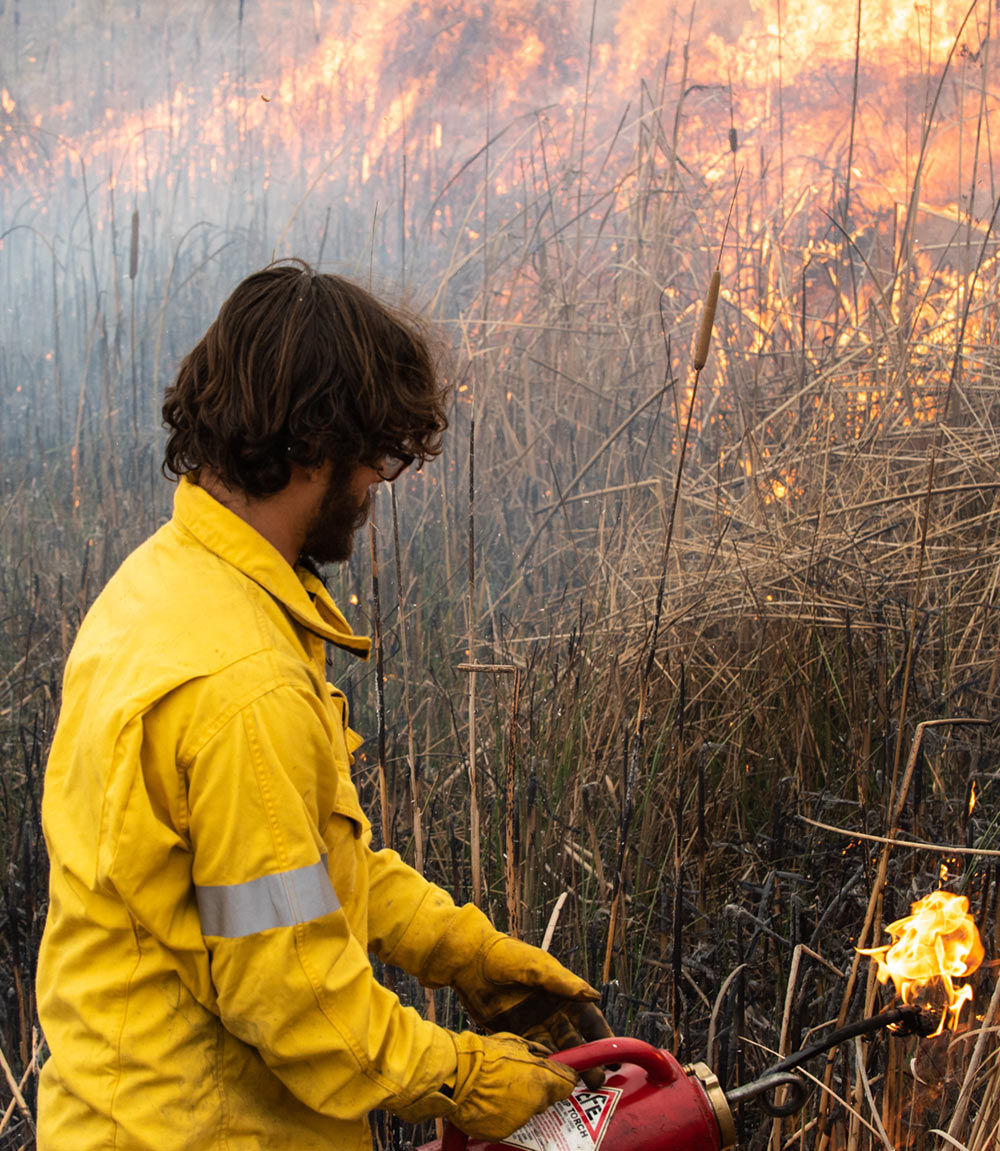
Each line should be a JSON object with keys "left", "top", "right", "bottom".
{"left": 195, "top": 856, "right": 340, "bottom": 938}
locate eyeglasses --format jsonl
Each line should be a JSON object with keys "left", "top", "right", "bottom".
{"left": 375, "top": 451, "right": 415, "bottom": 482}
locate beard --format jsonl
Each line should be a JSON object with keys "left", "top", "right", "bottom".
{"left": 300, "top": 466, "right": 372, "bottom": 565}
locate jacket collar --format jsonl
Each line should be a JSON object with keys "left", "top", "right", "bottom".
{"left": 172, "top": 476, "right": 371, "bottom": 659}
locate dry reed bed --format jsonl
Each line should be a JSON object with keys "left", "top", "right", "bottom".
{"left": 358, "top": 177, "right": 1000, "bottom": 1149}
{"left": 3, "top": 65, "right": 1000, "bottom": 1151}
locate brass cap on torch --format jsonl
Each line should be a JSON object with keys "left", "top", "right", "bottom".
{"left": 685, "top": 1062, "right": 738, "bottom": 1149}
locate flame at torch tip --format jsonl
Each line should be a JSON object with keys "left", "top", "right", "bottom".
{"left": 858, "top": 890, "right": 984, "bottom": 1036}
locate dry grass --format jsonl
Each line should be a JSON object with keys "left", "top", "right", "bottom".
{"left": 2, "top": 22, "right": 1000, "bottom": 1151}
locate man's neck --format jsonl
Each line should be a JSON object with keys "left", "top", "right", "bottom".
{"left": 195, "top": 465, "right": 330, "bottom": 567}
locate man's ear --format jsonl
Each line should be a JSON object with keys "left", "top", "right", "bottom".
{"left": 290, "top": 459, "right": 332, "bottom": 487}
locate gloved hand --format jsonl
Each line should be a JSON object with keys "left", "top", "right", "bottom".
{"left": 390, "top": 1030, "right": 578, "bottom": 1141}
{"left": 416, "top": 904, "right": 614, "bottom": 1087}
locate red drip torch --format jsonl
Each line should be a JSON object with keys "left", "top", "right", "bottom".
{"left": 420, "top": 1007, "right": 932, "bottom": 1151}
{"left": 419, "top": 1038, "right": 796, "bottom": 1151}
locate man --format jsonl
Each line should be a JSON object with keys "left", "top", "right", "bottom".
{"left": 36, "top": 262, "right": 611, "bottom": 1150}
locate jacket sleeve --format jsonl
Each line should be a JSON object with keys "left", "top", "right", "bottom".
{"left": 329, "top": 690, "right": 495, "bottom": 978}
{"left": 181, "top": 682, "right": 457, "bottom": 1121}
{"left": 366, "top": 849, "right": 490, "bottom": 979}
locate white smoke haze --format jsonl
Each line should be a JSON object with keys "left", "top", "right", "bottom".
{"left": 0, "top": 0, "right": 995, "bottom": 525}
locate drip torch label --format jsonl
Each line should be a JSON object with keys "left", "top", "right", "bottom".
{"left": 501, "top": 1085, "right": 623, "bottom": 1151}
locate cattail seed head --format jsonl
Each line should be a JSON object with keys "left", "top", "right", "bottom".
{"left": 693, "top": 268, "right": 720, "bottom": 370}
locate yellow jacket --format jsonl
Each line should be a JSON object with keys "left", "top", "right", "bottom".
{"left": 37, "top": 477, "right": 467, "bottom": 1150}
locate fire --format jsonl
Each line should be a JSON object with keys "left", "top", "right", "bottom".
{"left": 2, "top": 1, "right": 990, "bottom": 223}
{"left": 2, "top": 1, "right": 998, "bottom": 471}
{"left": 859, "top": 891, "right": 984, "bottom": 1036}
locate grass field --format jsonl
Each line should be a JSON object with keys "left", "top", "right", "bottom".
{"left": 2, "top": 5, "right": 1000, "bottom": 1148}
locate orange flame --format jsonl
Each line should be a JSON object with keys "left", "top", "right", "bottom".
{"left": 859, "top": 891, "right": 984, "bottom": 1036}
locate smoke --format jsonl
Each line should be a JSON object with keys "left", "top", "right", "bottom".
{"left": 0, "top": 0, "right": 994, "bottom": 469}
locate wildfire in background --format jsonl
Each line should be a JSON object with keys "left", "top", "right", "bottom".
{"left": 1, "top": 1, "right": 996, "bottom": 257}
{"left": 1, "top": 0, "right": 999, "bottom": 472}
{"left": 860, "top": 891, "right": 985, "bottom": 1036}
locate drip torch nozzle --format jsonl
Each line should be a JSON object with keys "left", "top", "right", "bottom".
{"left": 891, "top": 1004, "right": 942, "bottom": 1038}
{"left": 762, "top": 1004, "right": 938, "bottom": 1081}
{"left": 726, "top": 1003, "right": 940, "bottom": 1121}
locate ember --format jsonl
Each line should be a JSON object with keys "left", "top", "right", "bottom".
{"left": 859, "top": 891, "right": 985, "bottom": 1036}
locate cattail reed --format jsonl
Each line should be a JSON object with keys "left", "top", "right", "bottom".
{"left": 129, "top": 210, "right": 140, "bottom": 281}
{"left": 504, "top": 667, "right": 522, "bottom": 941}
{"left": 368, "top": 507, "right": 390, "bottom": 854}
{"left": 390, "top": 486, "right": 424, "bottom": 873}
{"left": 693, "top": 267, "right": 720, "bottom": 371}
{"left": 466, "top": 410, "right": 481, "bottom": 909}
{"left": 129, "top": 208, "right": 139, "bottom": 439}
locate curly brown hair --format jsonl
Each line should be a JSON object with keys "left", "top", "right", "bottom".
{"left": 162, "top": 261, "right": 448, "bottom": 497}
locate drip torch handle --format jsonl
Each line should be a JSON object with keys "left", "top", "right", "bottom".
{"left": 549, "top": 1037, "right": 679, "bottom": 1084}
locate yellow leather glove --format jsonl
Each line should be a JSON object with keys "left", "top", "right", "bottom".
{"left": 415, "top": 903, "right": 614, "bottom": 1087}
{"left": 390, "top": 1030, "right": 578, "bottom": 1141}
